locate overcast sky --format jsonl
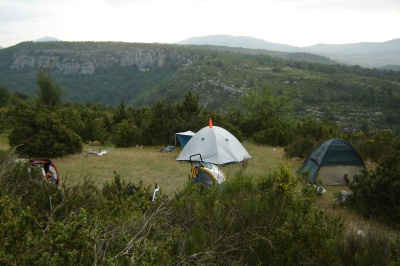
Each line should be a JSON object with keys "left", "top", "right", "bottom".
{"left": 1, "top": 0, "right": 399, "bottom": 48}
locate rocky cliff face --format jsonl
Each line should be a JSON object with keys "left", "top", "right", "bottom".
{"left": 10, "top": 46, "right": 199, "bottom": 74}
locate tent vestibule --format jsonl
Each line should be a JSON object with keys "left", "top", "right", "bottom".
{"left": 175, "top": 131, "right": 195, "bottom": 148}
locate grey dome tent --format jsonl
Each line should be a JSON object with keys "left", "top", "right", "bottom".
{"left": 298, "top": 138, "right": 365, "bottom": 185}
{"left": 176, "top": 119, "right": 251, "bottom": 165}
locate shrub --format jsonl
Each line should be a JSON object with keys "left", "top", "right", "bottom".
{"left": 338, "top": 228, "right": 399, "bottom": 266}
{"left": 172, "top": 165, "right": 344, "bottom": 265}
{"left": 8, "top": 105, "right": 82, "bottom": 157}
{"left": 347, "top": 150, "right": 400, "bottom": 226}
{"left": 2, "top": 147, "right": 399, "bottom": 265}
{"left": 111, "top": 119, "right": 141, "bottom": 147}
{"left": 284, "top": 136, "right": 316, "bottom": 158}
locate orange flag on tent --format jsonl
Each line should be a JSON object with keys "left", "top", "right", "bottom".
{"left": 209, "top": 118, "right": 213, "bottom": 128}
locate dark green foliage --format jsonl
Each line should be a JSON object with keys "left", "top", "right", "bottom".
{"left": 285, "top": 116, "right": 342, "bottom": 158}
{"left": 234, "top": 85, "right": 295, "bottom": 145}
{"left": 0, "top": 84, "right": 10, "bottom": 107}
{"left": 170, "top": 165, "right": 345, "bottom": 265}
{"left": 112, "top": 100, "right": 129, "bottom": 125}
{"left": 1, "top": 148, "right": 400, "bottom": 265}
{"left": 252, "top": 121, "right": 294, "bottom": 146}
{"left": 8, "top": 105, "right": 82, "bottom": 157}
{"left": 176, "top": 91, "right": 202, "bottom": 131}
{"left": 111, "top": 119, "right": 141, "bottom": 147}
{"left": 142, "top": 99, "right": 179, "bottom": 145}
{"left": 346, "top": 130, "right": 400, "bottom": 162}
{"left": 346, "top": 149, "right": 400, "bottom": 226}
{"left": 58, "top": 103, "right": 110, "bottom": 144}
{"left": 36, "top": 68, "right": 63, "bottom": 107}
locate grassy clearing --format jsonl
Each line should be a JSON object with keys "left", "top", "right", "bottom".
{"left": 1, "top": 134, "right": 397, "bottom": 236}
{"left": 50, "top": 141, "right": 301, "bottom": 196}
{"left": 0, "top": 133, "right": 302, "bottom": 196}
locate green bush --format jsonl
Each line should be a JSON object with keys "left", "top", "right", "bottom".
{"left": 170, "top": 165, "right": 344, "bottom": 265}
{"left": 347, "top": 150, "right": 400, "bottom": 226}
{"left": 111, "top": 119, "right": 141, "bottom": 147}
{"left": 284, "top": 136, "right": 316, "bottom": 158}
{"left": 8, "top": 105, "right": 82, "bottom": 157}
{"left": 285, "top": 116, "right": 342, "bottom": 158}
{"left": 1, "top": 147, "right": 400, "bottom": 265}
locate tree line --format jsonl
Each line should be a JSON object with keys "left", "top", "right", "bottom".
{"left": 0, "top": 68, "right": 399, "bottom": 163}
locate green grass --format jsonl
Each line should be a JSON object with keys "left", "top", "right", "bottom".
{"left": 50, "top": 141, "right": 301, "bottom": 196}
{"left": 2, "top": 133, "right": 396, "bottom": 236}
{"left": 0, "top": 133, "right": 300, "bottom": 196}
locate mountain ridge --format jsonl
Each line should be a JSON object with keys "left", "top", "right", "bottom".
{"left": 178, "top": 35, "right": 400, "bottom": 68}
{"left": 3, "top": 35, "right": 400, "bottom": 68}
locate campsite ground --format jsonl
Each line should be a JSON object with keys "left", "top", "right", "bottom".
{"left": 51, "top": 141, "right": 299, "bottom": 196}
{"left": 0, "top": 135, "right": 300, "bottom": 195}
{"left": 1, "top": 135, "right": 396, "bottom": 237}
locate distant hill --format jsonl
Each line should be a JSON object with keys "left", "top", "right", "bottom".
{"left": 304, "top": 39, "right": 400, "bottom": 55}
{"left": 178, "top": 35, "right": 400, "bottom": 69}
{"left": 34, "top": 36, "right": 61, "bottom": 42}
{"left": 178, "top": 35, "right": 303, "bottom": 53}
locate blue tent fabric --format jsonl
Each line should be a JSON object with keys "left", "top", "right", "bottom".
{"left": 176, "top": 131, "right": 195, "bottom": 148}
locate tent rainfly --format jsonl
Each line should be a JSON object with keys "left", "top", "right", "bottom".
{"left": 298, "top": 138, "right": 365, "bottom": 185}
{"left": 176, "top": 119, "right": 251, "bottom": 165}
{"left": 175, "top": 131, "right": 195, "bottom": 148}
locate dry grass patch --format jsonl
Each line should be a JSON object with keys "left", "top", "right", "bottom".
{"left": 315, "top": 186, "right": 399, "bottom": 237}
{"left": 52, "top": 142, "right": 298, "bottom": 196}
{"left": 0, "top": 134, "right": 304, "bottom": 196}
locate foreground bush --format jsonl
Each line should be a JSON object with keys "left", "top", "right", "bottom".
{"left": 346, "top": 150, "right": 400, "bottom": 227}
{"left": 1, "top": 149, "right": 399, "bottom": 265}
{"left": 170, "top": 165, "right": 344, "bottom": 265}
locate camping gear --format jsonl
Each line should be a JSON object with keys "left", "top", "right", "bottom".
{"left": 152, "top": 183, "right": 159, "bottom": 202}
{"left": 176, "top": 119, "right": 251, "bottom": 165}
{"left": 189, "top": 153, "right": 226, "bottom": 186}
{"left": 28, "top": 159, "right": 60, "bottom": 187}
{"left": 298, "top": 138, "right": 365, "bottom": 185}
{"left": 159, "top": 145, "right": 175, "bottom": 152}
{"left": 175, "top": 131, "right": 195, "bottom": 148}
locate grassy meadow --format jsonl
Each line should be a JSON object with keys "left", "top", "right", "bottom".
{"left": 1, "top": 134, "right": 396, "bottom": 236}
{"left": 51, "top": 141, "right": 303, "bottom": 196}
{"left": 0, "top": 133, "right": 301, "bottom": 195}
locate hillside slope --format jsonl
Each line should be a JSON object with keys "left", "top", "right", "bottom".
{"left": 0, "top": 41, "right": 399, "bottom": 131}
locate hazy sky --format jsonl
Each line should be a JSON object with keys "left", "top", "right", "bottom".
{"left": 1, "top": 0, "right": 399, "bottom": 48}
